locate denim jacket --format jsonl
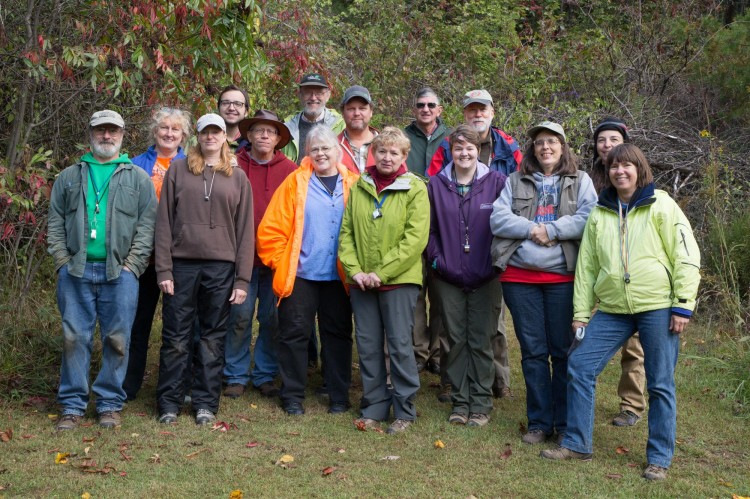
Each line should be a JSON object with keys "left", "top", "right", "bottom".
{"left": 48, "top": 161, "right": 157, "bottom": 280}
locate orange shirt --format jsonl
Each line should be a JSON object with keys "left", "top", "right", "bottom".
{"left": 151, "top": 156, "right": 172, "bottom": 201}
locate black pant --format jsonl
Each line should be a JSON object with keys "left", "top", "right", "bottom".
{"left": 276, "top": 278, "right": 352, "bottom": 405}
{"left": 157, "top": 259, "right": 234, "bottom": 415}
{"left": 123, "top": 264, "right": 160, "bottom": 400}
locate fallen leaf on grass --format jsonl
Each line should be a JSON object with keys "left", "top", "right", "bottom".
{"left": 274, "top": 454, "right": 294, "bottom": 468}
{"left": 238, "top": 416, "right": 251, "bottom": 423}
{"left": 211, "top": 421, "right": 236, "bottom": 432}
{"left": 245, "top": 441, "right": 260, "bottom": 448}
{"left": 229, "top": 490, "right": 243, "bottom": 499}
{"left": 131, "top": 433, "right": 139, "bottom": 438}
{"left": 186, "top": 449, "right": 208, "bottom": 459}
{"left": 0, "top": 484, "right": 10, "bottom": 491}
{"left": 48, "top": 414, "right": 58, "bottom": 420}
{"left": 55, "top": 452, "right": 71, "bottom": 464}
{"left": 434, "top": 440, "right": 445, "bottom": 449}
{"left": 675, "top": 439, "right": 684, "bottom": 445}
{"left": 615, "top": 446, "right": 629, "bottom": 455}
{"left": 82, "top": 436, "right": 97, "bottom": 443}
{"left": 0, "top": 429, "right": 12, "bottom": 442}
{"left": 84, "top": 447, "right": 91, "bottom": 457}
{"left": 159, "top": 431, "right": 176, "bottom": 437}
{"left": 373, "top": 427, "right": 384, "bottom": 434}
{"left": 21, "top": 434, "right": 35, "bottom": 439}
{"left": 79, "top": 459, "right": 98, "bottom": 468}
{"left": 380, "top": 455, "right": 400, "bottom": 461}
{"left": 626, "top": 462, "right": 639, "bottom": 468}
{"left": 732, "top": 495, "right": 750, "bottom": 499}
{"left": 355, "top": 420, "right": 367, "bottom": 432}
{"left": 287, "top": 431, "right": 300, "bottom": 436}
{"left": 149, "top": 454, "right": 161, "bottom": 464}
{"left": 136, "top": 412, "right": 147, "bottom": 417}
{"left": 606, "top": 473, "right": 622, "bottom": 480}
{"left": 322, "top": 466, "right": 336, "bottom": 476}
{"left": 719, "top": 480, "right": 733, "bottom": 487}
{"left": 250, "top": 404, "right": 257, "bottom": 409}
{"left": 81, "top": 493, "right": 91, "bottom": 499}
{"left": 500, "top": 445, "right": 512, "bottom": 460}
{"left": 518, "top": 422, "right": 527, "bottom": 434}
{"left": 335, "top": 448, "right": 345, "bottom": 453}
{"left": 119, "top": 450, "right": 132, "bottom": 462}
{"left": 119, "top": 471, "right": 127, "bottom": 477}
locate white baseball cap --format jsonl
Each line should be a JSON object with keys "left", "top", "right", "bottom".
{"left": 196, "top": 113, "right": 227, "bottom": 132}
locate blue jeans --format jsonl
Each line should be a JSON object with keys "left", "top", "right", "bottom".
{"left": 563, "top": 308, "right": 679, "bottom": 468}
{"left": 56, "top": 263, "right": 138, "bottom": 415}
{"left": 502, "top": 282, "right": 574, "bottom": 435}
{"left": 223, "top": 266, "right": 279, "bottom": 386}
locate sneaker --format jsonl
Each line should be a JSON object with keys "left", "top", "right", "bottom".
{"left": 354, "top": 418, "right": 380, "bottom": 430}
{"left": 254, "top": 381, "right": 279, "bottom": 398}
{"left": 55, "top": 414, "right": 81, "bottom": 431}
{"left": 98, "top": 411, "right": 122, "bottom": 429}
{"left": 386, "top": 419, "right": 412, "bottom": 435}
{"left": 522, "top": 429, "right": 550, "bottom": 444}
{"left": 448, "top": 412, "right": 468, "bottom": 425}
{"left": 195, "top": 409, "right": 216, "bottom": 425}
{"left": 284, "top": 401, "right": 305, "bottom": 416}
{"left": 642, "top": 464, "right": 668, "bottom": 480}
{"left": 158, "top": 413, "right": 178, "bottom": 424}
{"left": 437, "top": 384, "right": 451, "bottom": 403}
{"left": 540, "top": 446, "right": 593, "bottom": 461}
{"left": 467, "top": 413, "right": 490, "bottom": 427}
{"left": 223, "top": 383, "right": 246, "bottom": 399}
{"left": 612, "top": 410, "right": 641, "bottom": 427}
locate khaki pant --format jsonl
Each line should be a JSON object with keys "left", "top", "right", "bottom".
{"left": 618, "top": 333, "right": 646, "bottom": 415}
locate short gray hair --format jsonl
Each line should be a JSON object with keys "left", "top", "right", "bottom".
{"left": 149, "top": 107, "right": 192, "bottom": 147}
{"left": 304, "top": 125, "right": 340, "bottom": 156}
{"left": 414, "top": 87, "right": 439, "bottom": 106}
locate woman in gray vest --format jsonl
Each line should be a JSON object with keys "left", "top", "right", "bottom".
{"left": 490, "top": 121, "right": 597, "bottom": 445}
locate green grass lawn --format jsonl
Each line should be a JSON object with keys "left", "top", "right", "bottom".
{"left": 0, "top": 320, "right": 748, "bottom": 498}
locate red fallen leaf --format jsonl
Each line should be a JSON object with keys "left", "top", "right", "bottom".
{"left": 518, "top": 422, "right": 527, "bottom": 434}
{"left": 47, "top": 447, "right": 60, "bottom": 454}
{"left": 373, "top": 427, "right": 384, "bottom": 434}
{"left": 136, "top": 412, "right": 147, "bottom": 417}
{"left": 615, "top": 446, "right": 629, "bottom": 455}
{"left": 159, "top": 431, "right": 176, "bottom": 437}
{"left": 82, "top": 436, "right": 97, "bottom": 443}
{"left": 119, "top": 472, "right": 127, "bottom": 477}
{"left": 118, "top": 442, "right": 130, "bottom": 451}
{"left": 22, "top": 434, "right": 35, "bottom": 439}
{"left": 355, "top": 420, "right": 367, "bottom": 432}
{"left": 0, "top": 429, "right": 13, "bottom": 442}
{"left": 245, "top": 441, "right": 260, "bottom": 448}
{"left": 80, "top": 422, "right": 94, "bottom": 428}
{"left": 500, "top": 445, "right": 512, "bottom": 460}
{"left": 322, "top": 466, "right": 336, "bottom": 476}
{"left": 626, "top": 462, "right": 639, "bottom": 468}
{"left": 186, "top": 449, "right": 208, "bottom": 459}
{"left": 212, "top": 422, "right": 230, "bottom": 432}
{"left": 606, "top": 473, "right": 623, "bottom": 479}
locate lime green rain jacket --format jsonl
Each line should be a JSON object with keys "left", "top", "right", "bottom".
{"left": 573, "top": 185, "right": 701, "bottom": 322}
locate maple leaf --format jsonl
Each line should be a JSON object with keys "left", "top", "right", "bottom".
{"left": 229, "top": 490, "right": 243, "bottom": 499}
{"left": 0, "top": 429, "right": 12, "bottom": 442}
{"left": 322, "top": 466, "right": 336, "bottom": 476}
{"left": 434, "top": 440, "right": 445, "bottom": 449}
{"left": 355, "top": 420, "right": 367, "bottom": 432}
{"left": 55, "top": 452, "right": 70, "bottom": 464}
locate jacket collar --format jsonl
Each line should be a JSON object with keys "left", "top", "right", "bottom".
{"left": 598, "top": 183, "right": 656, "bottom": 212}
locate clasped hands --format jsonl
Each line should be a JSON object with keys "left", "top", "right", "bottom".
{"left": 352, "top": 272, "right": 382, "bottom": 291}
{"left": 530, "top": 223, "right": 555, "bottom": 247}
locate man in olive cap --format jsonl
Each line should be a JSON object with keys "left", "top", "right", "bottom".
{"left": 48, "top": 110, "right": 157, "bottom": 430}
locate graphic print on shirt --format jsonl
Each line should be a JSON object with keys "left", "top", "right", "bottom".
{"left": 534, "top": 177, "right": 559, "bottom": 223}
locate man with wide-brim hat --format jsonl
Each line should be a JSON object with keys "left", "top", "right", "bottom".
{"left": 223, "top": 109, "right": 298, "bottom": 400}
{"left": 282, "top": 73, "right": 345, "bottom": 164}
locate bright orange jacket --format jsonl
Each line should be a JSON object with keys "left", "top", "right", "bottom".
{"left": 256, "top": 156, "right": 359, "bottom": 300}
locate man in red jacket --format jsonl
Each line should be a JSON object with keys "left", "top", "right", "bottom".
{"left": 223, "top": 110, "right": 298, "bottom": 399}
{"left": 337, "top": 85, "right": 378, "bottom": 174}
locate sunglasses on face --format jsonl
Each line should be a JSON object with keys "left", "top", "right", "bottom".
{"left": 416, "top": 102, "right": 438, "bottom": 109}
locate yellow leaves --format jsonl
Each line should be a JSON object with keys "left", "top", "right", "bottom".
{"left": 274, "top": 454, "right": 294, "bottom": 469}
{"left": 81, "top": 493, "right": 92, "bottom": 499}
{"left": 732, "top": 495, "right": 750, "bottom": 499}
{"left": 55, "top": 452, "right": 71, "bottom": 464}
{"left": 433, "top": 439, "right": 445, "bottom": 449}
{"left": 229, "top": 490, "right": 243, "bottom": 499}
{"left": 250, "top": 403, "right": 257, "bottom": 409}
{"left": 699, "top": 129, "right": 712, "bottom": 138}
{"left": 48, "top": 414, "right": 58, "bottom": 420}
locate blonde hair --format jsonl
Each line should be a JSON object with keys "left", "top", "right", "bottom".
{"left": 187, "top": 139, "right": 234, "bottom": 176}
{"left": 150, "top": 107, "right": 192, "bottom": 147}
{"left": 371, "top": 127, "right": 411, "bottom": 157}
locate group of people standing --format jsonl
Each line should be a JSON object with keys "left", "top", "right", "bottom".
{"left": 48, "top": 73, "right": 700, "bottom": 481}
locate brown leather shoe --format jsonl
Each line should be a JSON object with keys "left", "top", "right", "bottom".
{"left": 98, "top": 411, "right": 122, "bottom": 429}
{"left": 56, "top": 414, "right": 81, "bottom": 431}
{"left": 224, "top": 383, "right": 246, "bottom": 399}
{"left": 522, "top": 429, "right": 550, "bottom": 444}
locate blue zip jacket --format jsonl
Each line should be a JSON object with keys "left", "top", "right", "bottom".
{"left": 131, "top": 145, "right": 186, "bottom": 176}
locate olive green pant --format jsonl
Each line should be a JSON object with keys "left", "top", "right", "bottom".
{"left": 433, "top": 277, "right": 500, "bottom": 415}
{"left": 618, "top": 333, "right": 646, "bottom": 415}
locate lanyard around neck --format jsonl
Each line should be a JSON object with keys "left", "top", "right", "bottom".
{"left": 618, "top": 199, "right": 631, "bottom": 284}
{"left": 88, "top": 166, "right": 116, "bottom": 214}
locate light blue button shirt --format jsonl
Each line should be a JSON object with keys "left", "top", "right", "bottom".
{"left": 297, "top": 175, "right": 344, "bottom": 281}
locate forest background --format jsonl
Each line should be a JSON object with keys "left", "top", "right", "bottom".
{"left": 0, "top": 0, "right": 748, "bottom": 412}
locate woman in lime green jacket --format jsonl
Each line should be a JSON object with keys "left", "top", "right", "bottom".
{"left": 338, "top": 127, "right": 429, "bottom": 435}
{"left": 541, "top": 144, "right": 700, "bottom": 482}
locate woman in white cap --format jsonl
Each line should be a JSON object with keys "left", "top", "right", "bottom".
{"left": 490, "top": 121, "right": 597, "bottom": 445}
{"left": 154, "top": 113, "right": 254, "bottom": 425}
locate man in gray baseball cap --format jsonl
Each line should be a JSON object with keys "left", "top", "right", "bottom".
{"left": 48, "top": 109, "right": 157, "bottom": 431}
{"left": 338, "top": 85, "right": 378, "bottom": 174}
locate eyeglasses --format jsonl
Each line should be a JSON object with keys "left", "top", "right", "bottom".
{"left": 416, "top": 102, "right": 438, "bottom": 109}
{"left": 92, "top": 125, "right": 123, "bottom": 135}
{"left": 219, "top": 100, "right": 246, "bottom": 109}
{"left": 310, "top": 146, "right": 333, "bottom": 154}
{"left": 533, "top": 138, "right": 561, "bottom": 147}
{"left": 301, "top": 88, "right": 329, "bottom": 97}
{"left": 251, "top": 127, "right": 279, "bottom": 137}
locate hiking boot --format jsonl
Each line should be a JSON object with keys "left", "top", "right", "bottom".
{"left": 386, "top": 419, "right": 412, "bottom": 435}
{"left": 195, "top": 409, "right": 216, "bottom": 425}
{"left": 328, "top": 401, "right": 351, "bottom": 414}
{"left": 467, "top": 413, "right": 490, "bottom": 427}
{"left": 522, "top": 429, "right": 550, "bottom": 444}
{"left": 540, "top": 446, "right": 593, "bottom": 461}
{"left": 56, "top": 414, "right": 81, "bottom": 431}
{"left": 448, "top": 412, "right": 468, "bottom": 425}
{"left": 284, "top": 401, "right": 305, "bottom": 416}
{"left": 255, "top": 381, "right": 279, "bottom": 398}
{"left": 158, "top": 413, "right": 178, "bottom": 424}
{"left": 612, "top": 410, "right": 641, "bottom": 427}
{"left": 493, "top": 384, "right": 513, "bottom": 399}
{"left": 354, "top": 418, "right": 380, "bottom": 430}
{"left": 437, "top": 384, "right": 451, "bottom": 403}
{"left": 555, "top": 432, "right": 566, "bottom": 446}
{"left": 642, "top": 464, "right": 668, "bottom": 480}
{"left": 223, "top": 383, "right": 246, "bottom": 399}
{"left": 98, "top": 411, "right": 122, "bottom": 429}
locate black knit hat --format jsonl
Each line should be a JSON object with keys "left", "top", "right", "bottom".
{"left": 593, "top": 117, "right": 629, "bottom": 164}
